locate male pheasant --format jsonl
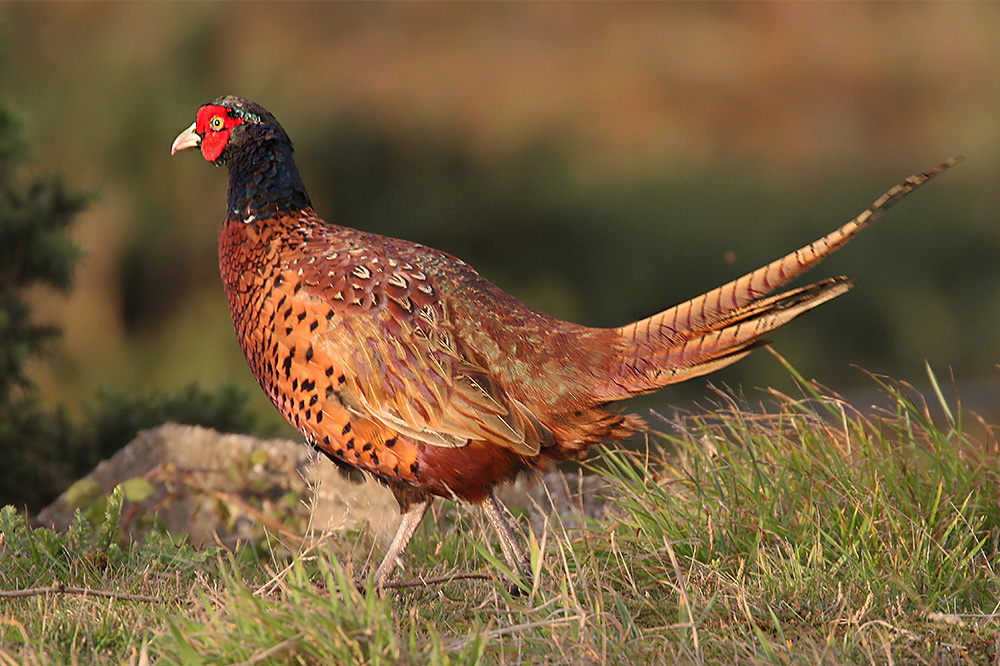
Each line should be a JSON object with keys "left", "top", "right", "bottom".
{"left": 171, "top": 96, "right": 954, "bottom": 590}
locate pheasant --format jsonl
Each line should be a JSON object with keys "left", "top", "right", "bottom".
{"left": 171, "top": 95, "right": 954, "bottom": 590}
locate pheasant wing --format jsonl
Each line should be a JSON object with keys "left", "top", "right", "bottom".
{"left": 287, "top": 232, "right": 548, "bottom": 456}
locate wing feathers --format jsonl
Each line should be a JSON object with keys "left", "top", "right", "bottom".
{"left": 286, "top": 236, "right": 552, "bottom": 457}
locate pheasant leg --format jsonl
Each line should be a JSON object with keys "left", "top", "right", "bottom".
{"left": 374, "top": 484, "right": 432, "bottom": 591}
{"left": 482, "top": 491, "right": 532, "bottom": 589}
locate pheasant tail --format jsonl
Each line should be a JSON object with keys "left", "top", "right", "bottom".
{"left": 607, "top": 158, "right": 959, "bottom": 397}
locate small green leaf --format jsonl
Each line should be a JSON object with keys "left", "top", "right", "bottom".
{"left": 64, "top": 478, "right": 102, "bottom": 509}
{"left": 249, "top": 448, "right": 269, "bottom": 466}
{"left": 120, "top": 477, "right": 154, "bottom": 503}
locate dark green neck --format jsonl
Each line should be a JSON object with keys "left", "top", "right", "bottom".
{"left": 225, "top": 127, "right": 311, "bottom": 220}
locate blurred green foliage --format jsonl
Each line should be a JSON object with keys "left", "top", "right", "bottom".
{"left": 0, "top": 105, "right": 89, "bottom": 511}
{"left": 79, "top": 383, "right": 269, "bottom": 466}
{"left": 0, "top": 106, "right": 86, "bottom": 400}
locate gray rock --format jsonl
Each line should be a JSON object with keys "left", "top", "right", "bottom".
{"left": 36, "top": 424, "right": 616, "bottom": 551}
{"left": 36, "top": 423, "right": 400, "bottom": 551}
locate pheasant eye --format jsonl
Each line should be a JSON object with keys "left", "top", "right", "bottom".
{"left": 209, "top": 116, "right": 225, "bottom": 131}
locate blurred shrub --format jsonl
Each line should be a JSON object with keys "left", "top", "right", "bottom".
{"left": 0, "top": 105, "right": 88, "bottom": 511}
{"left": 0, "top": 106, "right": 86, "bottom": 396}
{"left": 77, "top": 382, "right": 266, "bottom": 466}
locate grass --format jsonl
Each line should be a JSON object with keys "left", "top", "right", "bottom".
{"left": 2, "top": 366, "right": 999, "bottom": 665}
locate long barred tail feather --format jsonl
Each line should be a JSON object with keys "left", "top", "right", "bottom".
{"left": 606, "top": 158, "right": 960, "bottom": 397}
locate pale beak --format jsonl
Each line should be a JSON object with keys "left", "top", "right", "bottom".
{"left": 170, "top": 122, "right": 201, "bottom": 155}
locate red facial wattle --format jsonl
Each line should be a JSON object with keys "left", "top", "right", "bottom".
{"left": 194, "top": 104, "right": 245, "bottom": 162}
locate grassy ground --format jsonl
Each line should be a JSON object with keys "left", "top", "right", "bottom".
{"left": 2, "top": 366, "right": 998, "bottom": 665}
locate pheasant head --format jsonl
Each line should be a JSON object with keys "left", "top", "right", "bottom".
{"left": 171, "top": 95, "right": 310, "bottom": 220}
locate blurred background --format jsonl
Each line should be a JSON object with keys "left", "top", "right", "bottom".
{"left": 2, "top": 3, "right": 999, "bottom": 507}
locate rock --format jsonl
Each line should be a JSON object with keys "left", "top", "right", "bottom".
{"left": 35, "top": 423, "right": 400, "bottom": 551}
{"left": 36, "top": 423, "right": 616, "bottom": 551}
{"left": 497, "top": 470, "right": 617, "bottom": 532}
